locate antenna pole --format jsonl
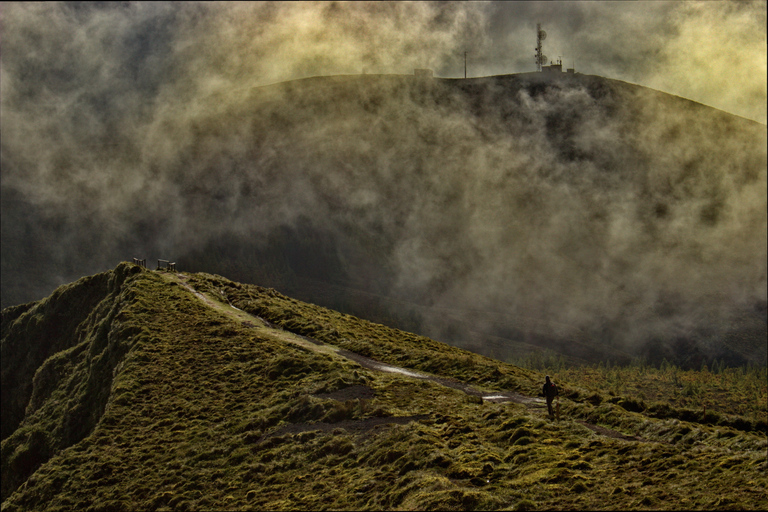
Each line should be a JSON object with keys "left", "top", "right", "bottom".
{"left": 535, "top": 23, "right": 542, "bottom": 72}
{"left": 464, "top": 51, "right": 467, "bottom": 79}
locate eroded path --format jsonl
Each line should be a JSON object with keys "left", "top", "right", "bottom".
{"left": 174, "top": 273, "right": 538, "bottom": 405}
{"left": 170, "top": 272, "right": 651, "bottom": 443}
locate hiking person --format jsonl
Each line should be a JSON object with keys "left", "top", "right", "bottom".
{"left": 542, "top": 375, "right": 559, "bottom": 419}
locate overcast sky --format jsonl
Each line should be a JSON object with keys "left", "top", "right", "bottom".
{"left": 4, "top": 1, "right": 765, "bottom": 123}
{"left": 479, "top": 1, "right": 767, "bottom": 124}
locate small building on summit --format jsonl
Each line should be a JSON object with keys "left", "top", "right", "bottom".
{"left": 542, "top": 59, "right": 563, "bottom": 73}
{"left": 541, "top": 59, "right": 577, "bottom": 75}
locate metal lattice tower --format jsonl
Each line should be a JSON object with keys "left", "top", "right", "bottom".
{"left": 535, "top": 23, "right": 547, "bottom": 72}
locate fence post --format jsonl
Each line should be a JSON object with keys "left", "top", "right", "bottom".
{"left": 157, "top": 259, "right": 175, "bottom": 272}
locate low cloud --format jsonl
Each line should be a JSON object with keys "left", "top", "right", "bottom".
{"left": 1, "top": 2, "right": 765, "bottom": 366}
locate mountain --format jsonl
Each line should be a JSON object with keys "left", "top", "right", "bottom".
{"left": 2, "top": 263, "right": 766, "bottom": 510}
{"left": 2, "top": 72, "right": 765, "bottom": 370}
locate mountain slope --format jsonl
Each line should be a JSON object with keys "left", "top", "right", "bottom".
{"left": 3, "top": 72, "right": 766, "bottom": 370}
{"left": 1, "top": 263, "right": 766, "bottom": 510}
{"left": 175, "top": 72, "right": 768, "bottom": 369}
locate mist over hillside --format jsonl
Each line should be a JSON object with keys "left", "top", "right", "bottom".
{"left": 2, "top": 3, "right": 766, "bottom": 369}
{"left": 175, "top": 73, "right": 768, "bottom": 368}
{"left": 3, "top": 68, "right": 766, "bottom": 367}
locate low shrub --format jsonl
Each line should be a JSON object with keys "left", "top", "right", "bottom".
{"left": 513, "top": 436, "right": 533, "bottom": 446}
{"left": 618, "top": 397, "right": 645, "bottom": 413}
{"left": 509, "top": 426, "right": 534, "bottom": 444}
{"left": 514, "top": 499, "right": 536, "bottom": 511}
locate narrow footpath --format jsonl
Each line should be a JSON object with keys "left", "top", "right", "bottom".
{"left": 173, "top": 273, "right": 543, "bottom": 406}
{"left": 170, "top": 272, "right": 654, "bottom": 443}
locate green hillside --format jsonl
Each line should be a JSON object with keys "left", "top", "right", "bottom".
{"left": 1, "top": 263, "right": 766, "bottom": 510}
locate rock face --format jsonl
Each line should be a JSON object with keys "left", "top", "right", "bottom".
{"left": 2, "top": 73, "right": 766, "bottom": 367}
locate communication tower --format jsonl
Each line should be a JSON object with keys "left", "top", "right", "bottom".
{"left": 535, "top": 23, "right": 547, "bottom": 72}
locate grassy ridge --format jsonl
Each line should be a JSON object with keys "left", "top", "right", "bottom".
{"left": 184, "top": 272, "right": 542, "bottom": 395}
{"left": 1, "top": 264, "right": 148, "bottom": 499}
{"left": 189, "top": 271, "right": 768, "bottom": 433}
{"left": 1, "top": 264, "right": 766, "bottom": 510}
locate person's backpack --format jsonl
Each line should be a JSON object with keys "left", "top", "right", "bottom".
{"left": 543, "top": 381, "right": 558, "bottom": 398}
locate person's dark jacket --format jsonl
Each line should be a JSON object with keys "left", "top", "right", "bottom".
{"left": 543, "top": 380, "right": 558, "bottom": 400}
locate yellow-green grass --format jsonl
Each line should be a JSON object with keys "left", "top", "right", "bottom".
{"left": 511, "top": 352, "right": 767, "bottom": 431}
{"left": 2, "top": 263, "right": 766, "bottom": 510}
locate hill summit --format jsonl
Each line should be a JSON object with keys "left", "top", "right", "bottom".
{"left": 2, "top": 263, "right": 766, "bottom": 510}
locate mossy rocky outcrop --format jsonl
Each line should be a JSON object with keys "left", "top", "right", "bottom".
{"left": 1, "top": 263, "right": 145, "bottom": 500}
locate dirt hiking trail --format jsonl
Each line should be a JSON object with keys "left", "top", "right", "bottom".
{"left": 170, "top": 272, "right": 653, "bottom": 443}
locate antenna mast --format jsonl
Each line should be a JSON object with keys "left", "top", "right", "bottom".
{"left": 535, "top": 23, "right": 547, "bottom": 72}
{"left": 464, "top": 50, "right": 467, "bottom": 79}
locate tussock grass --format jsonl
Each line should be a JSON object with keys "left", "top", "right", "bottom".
{"left": 516, "top": 354, "right": 767, "bottom": 434}
{"left": 1, "top": 264, "right": 766, "bottom": 510}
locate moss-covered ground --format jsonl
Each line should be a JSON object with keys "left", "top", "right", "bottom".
{"left": 510, "top": 351, "right": 767, "bottom": 432}
{"left": 2, "top": 263, "right": 766, "bottom": 510}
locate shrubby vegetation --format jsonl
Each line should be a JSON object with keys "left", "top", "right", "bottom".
{"left": 511, "top": 350, "right": 767, "bottom": 432}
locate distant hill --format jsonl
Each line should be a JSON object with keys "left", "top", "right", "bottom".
{"left": 2, "top": 263, "right": 766, "bottom": 510}
{"left": 2, "top": 72, "right": 766, "bottom": 369}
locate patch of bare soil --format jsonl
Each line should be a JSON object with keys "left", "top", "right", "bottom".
{"left": 332, "top": 347, "right": 543, "bottom": 407}
{"left": 258, "top": 415, "right": 431, "bottom": 442}
{"left": 325, "top": 344, "right": 540, "bottom": 407}
{"left": 312, "top": 385, "right": 375, "bottom": 401}
{"left": 481, "top": 392, "right": 545, "bottom": 406}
